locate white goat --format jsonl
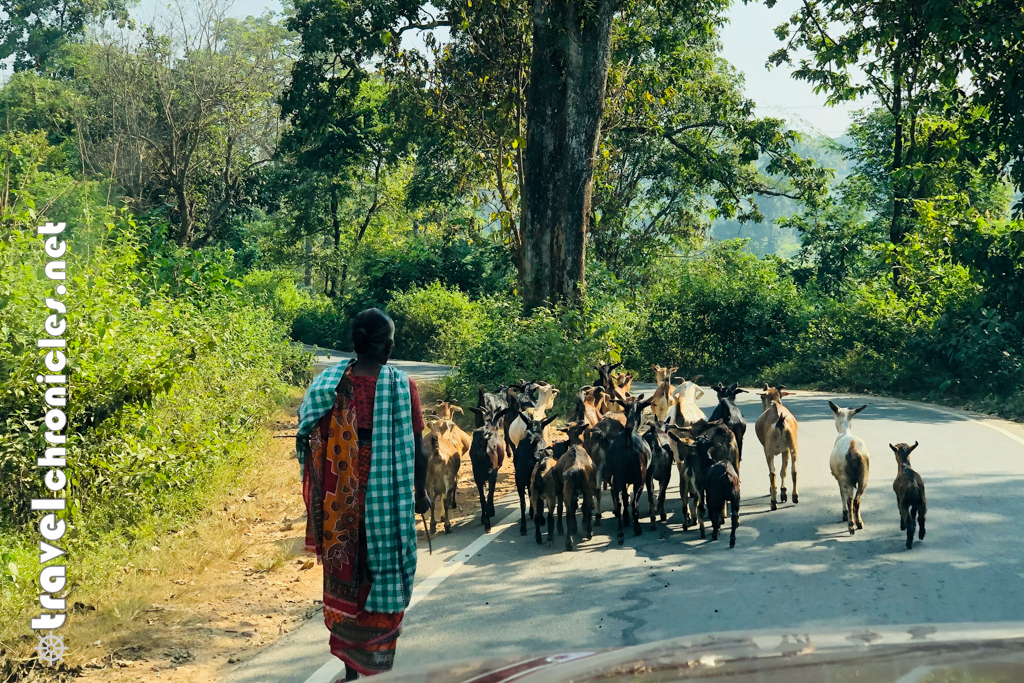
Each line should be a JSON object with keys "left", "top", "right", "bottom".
{"left": 828, "top": 401, "right": 870, "bottom": 535}
{"left": 672, "top": 377, "right": 705, "bottom": 426}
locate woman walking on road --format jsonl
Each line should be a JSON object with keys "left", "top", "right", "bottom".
{"left": 295, "top": 308, "right": 430, "bottom": 679}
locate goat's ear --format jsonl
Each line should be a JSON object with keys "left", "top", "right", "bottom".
{"left": 889, "top": 443, "right": 898, "bottom": 452}
{"left": 552, "top": 388, "right": 560, "bottom": 395}
{"left": 776, "top": 384, "right": 787, "bottom": 391}
{"left": 669, "top": 367, "right": 678, "bottom": 374}
{"left": 467, "top": 406, "right": 484, "bottom": 416}
{"left": 541, "top": 415, "right": 557, "bottom": 428}
{"left": 691, "top": 375, "right": 701, "bottom": 383}
{"left": 734, "top": 388, "right": 748, "bottom": 395}
{"left": 453, "top": 406, "right": 464, "bottom": 415}
{"left": 650, "top": 364, "right": 658, "bottom": 372}
{"left": 782, "top": 392, "right": 795, "bottom": 397}
{"left": 713, "top": 382, "right": 725, "bottom": 390}
{"left": 909, "top": 441, "right": 919, "bottom": 453}
{"left": 854, "top": 404, "right": 868, "bottom": 415}
{"left": 828, "top": 400, "right": 839, "bottom": 414}
{"left": 763, "top": 383, "right": 770, "bottom": 391}
{"left": 610, "top": 362, "right": 623, "bottom": 371}
{"left": 758, "top": 392, "right": 768, "bottom": 399}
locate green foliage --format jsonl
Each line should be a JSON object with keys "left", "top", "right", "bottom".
{"left": 389, "top": 283, "right": 488, "bottom": 364}
{"left": 353, "top": 234, "right": 515, "bottom": 307}
{"left": 627, "top": 240, "right": 808, "bottom": 382}
{"left": 445, "top": 301, "right": 623, "bottom": 413}
{"left": 0, "top": 0, "right": 130, "bottom": 71}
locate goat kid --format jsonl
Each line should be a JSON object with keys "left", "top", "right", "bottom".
{"left": 828, "top": 401, "right": 870, "bottom": 535}
{"left": 891, "top": 441, "right": 926, "bottom": 549}
{"left": 754, "top": 385, "right": 799, "bottom": 510}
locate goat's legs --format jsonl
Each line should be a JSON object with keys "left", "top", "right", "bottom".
{"left": 853, "top": 491, "right": 864, "bottom": 530}
{"left": 657, "top": 478, "right": 668, "bottom": 522}
{"left": 697, "top": 489, "right": 707, "bottom": 539}
{"left": 518, "top": 485, "right": 529, "bottom": 535}
{"left": 429, "top": 491, "right": 439, "bottom": 535}
{"left": 546, "top": 504, "right": 556, "bottom": 545}
{"left": 632, "top": 485, "right": 644, "bottom": 536}
{"left": 582, "top": 487, "right": 594, "bottom": 542}
{"left": 564, "top": 485, "right": 577, "bottom": 551}
{"left": 790, "top": 449, "right": 799, "bottom": 503}
{"left": 839, "top": 483, "right": 849, "bottom": 522}
{"left": 442, "top": 488, "right": 452, "bottom": 534}
{"left": 918, "top": 506, "right": 926, "bottom": 540}
{"left": 593, "top": 469, "right": 603, "bottom": 526}
{"left": 779, "top": 452, "right": 789, "bottom": 504}
{"left": 729, "top": 493, "right": 739, "bottom": 548}
{"left": 556, "top": 495, "right": 565, "bottom": 536}
{"left": 647, "top": 478, "right": 657, "bottom": 531}
{"left": 904, "top": 503, "right": 916, "bottom": 549}
{"left": 767, "top": 452, "right": 778, "bottom": 511}
{"left": 844, "top": 488, "right": 855, "bottom": 535}
{"left": 477, "top": 482, "right": 491, "bottom": 532}
{"left": 613, "top": 485, "right": 625, "bottom": 545}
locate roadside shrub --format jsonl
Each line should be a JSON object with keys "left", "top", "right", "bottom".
{"left": 447, "top": 301, "right": 621, "bottom": 414}
{"left": 630, "top": 240, "right": 809, "bottom": 382}
{"left": 389, "top": 282, "right": 488, "bottom": 364}
{"left": 290, "top": 296, "right": 351, "bottom": 350}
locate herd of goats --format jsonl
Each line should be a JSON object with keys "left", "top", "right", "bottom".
{"left": 423, "top": 363, "right": 929, "bottom": 551}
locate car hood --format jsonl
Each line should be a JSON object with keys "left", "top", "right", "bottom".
{"left": 378, "top": 622, "right": 1024, "bottom": 683}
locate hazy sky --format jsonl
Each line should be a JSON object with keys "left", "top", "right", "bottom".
{"left": 126, "top": 0, "right": 866, "bottom": 137}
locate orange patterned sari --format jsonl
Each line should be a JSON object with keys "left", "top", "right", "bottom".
{"left": 303, "top": 369, "right": 404, "bottom": 676}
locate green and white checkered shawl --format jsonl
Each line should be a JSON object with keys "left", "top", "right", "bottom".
{"left": 296, "top": 361, "right": 417, "bottom": 613}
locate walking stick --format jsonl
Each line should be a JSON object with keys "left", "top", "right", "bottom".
{"left": 420, "top": 512, "right": 433, "bottom": 554}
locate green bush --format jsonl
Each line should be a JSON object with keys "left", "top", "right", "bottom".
{"left": 446, "top": 300, "right": 622, "bottom": 414}
{"left": 628, "top": 240, "right": 810, "bottom": 383}
{"left": 389, "top": 282, "right": 488, "bottom": 364}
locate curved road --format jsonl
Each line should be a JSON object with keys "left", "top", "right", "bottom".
{"left": 228, "top": 349, "right": 1024, "bottom": 683}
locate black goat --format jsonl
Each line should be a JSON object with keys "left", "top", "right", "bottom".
{"left": 643, "top": 417, "right": 674, "bottom": 530}
{"left": 467, "top": 406, "right": 509, "bottom": 532}
{"left": 606, "top": 396, "right": 654, "bottom": 545}
{"left": 709, "top": 382, "right": 747, "bottom": 470}
{"left": 513, "top": 410, "right": 557, "bottom": 535}
{"left": 695, "top": 432, "right": 741, "bottom": 547}
{"left": 891, "top": 442, "right": 927, "bottom": 549}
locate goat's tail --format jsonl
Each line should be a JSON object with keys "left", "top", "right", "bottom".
{"left": 775, "top": 411, "right": 787, "bottom": 432}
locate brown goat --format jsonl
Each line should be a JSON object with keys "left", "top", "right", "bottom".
{"left": 554, "top": 422, "right": 595, "bottom": 551}
{"left": 891, "top": 442, "right": 927, "bottom": 549}
{"left": 754, "top": 385, "right": 799, "bottom": 510}
{"left": 424, "top": 422, "right": 462, "bottom": 534}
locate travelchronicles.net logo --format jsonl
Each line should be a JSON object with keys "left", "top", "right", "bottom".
{"left": 33, "top": 221, "right": 70, "bottom": 666}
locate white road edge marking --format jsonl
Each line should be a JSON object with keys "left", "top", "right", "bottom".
{"left": 303, "top": 508, "right": 521, "bottom": 683}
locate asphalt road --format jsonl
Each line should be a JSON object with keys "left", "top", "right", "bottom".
{"left": 226, "top": 353, "right": 1024, "bottom": 683}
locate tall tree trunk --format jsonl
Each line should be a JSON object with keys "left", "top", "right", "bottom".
{"left": 173, "top": 177, "right": 193, "bottom": 247}
{"left": 520, "top": 0, "right": 617, "bottom": 309}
